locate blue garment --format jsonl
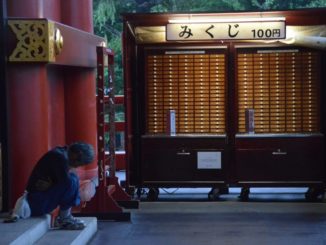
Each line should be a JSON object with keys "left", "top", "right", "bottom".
{"left": 26, "top": 146, "right": 81, "bottom": 216}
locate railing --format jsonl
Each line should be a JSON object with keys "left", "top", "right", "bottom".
{"left": 104, "top": 95, "right": 126, "bottom": 170}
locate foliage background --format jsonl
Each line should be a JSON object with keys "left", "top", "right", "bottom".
{"left": 93, "top": 0, "right": 326, "bottom": 96}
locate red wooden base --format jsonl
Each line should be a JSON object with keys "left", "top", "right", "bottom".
{"left": 77, "top": 176, "right": 138, "bottom": 220}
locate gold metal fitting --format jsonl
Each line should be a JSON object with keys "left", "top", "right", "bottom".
{"left": 54, "top": 27, "right": 63, "bottom": 55}
{"left": 8, "top": 19, "right": 64, "bottom": 62}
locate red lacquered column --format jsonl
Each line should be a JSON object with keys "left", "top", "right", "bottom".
{"left": 61, "top": 0, "right": 93, "bottom": 33}
{"left": 61, "top": 0, "right": 98, "bottom": 178}
{"left": 7, "top": 0, "right": 61, "bottom": 205}
{"left": 64, "top": 68, "right": 98, "bottom": 178}
{"left": 47, "top": 67, "right": 66, "bottom": 147}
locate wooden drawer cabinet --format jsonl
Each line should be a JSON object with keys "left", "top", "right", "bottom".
{"left": 141, "top": 136, "right": 227, "bottom": 186}
{"left": 235, "top": 135, "right": 324, "bottom": 184}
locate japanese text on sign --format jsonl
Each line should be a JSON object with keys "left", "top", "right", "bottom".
{"left": 166, "top": 21, "right": 286, "bottom": 41}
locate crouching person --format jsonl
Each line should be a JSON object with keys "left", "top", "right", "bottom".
{"left": 22, "top": 142, "right": 94, "bottom": 230}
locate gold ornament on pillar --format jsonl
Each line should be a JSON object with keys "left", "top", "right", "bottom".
{"left": 8, "top": 19, "right": 63, "bottom": 62}
{"left": 54, "top": 27, "right": 63, "bottom": 55}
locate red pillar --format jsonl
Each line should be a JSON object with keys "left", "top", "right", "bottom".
{"left": 61, "top": 0, "right": 93, "bottom": 33}
{"left": 61, "top": 0, "right": 98, "bottom": 179}
{"left": 7, "top": 65, "right": 50, "bottom": 204}
{"left": 47, "top": 67, "right": 66, "bottom": 146}
{"left": 63, "top": 68, "right": 98, "bottom": 178}
{"left": 7, "top": 1, "right": 62, "bottom": 205}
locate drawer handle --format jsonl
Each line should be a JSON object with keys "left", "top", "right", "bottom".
{"left": 272, "top": 150, "right": 287, "bottom": 155}
{"left": 177, "top": 152, "right": 191, "bottom": 156}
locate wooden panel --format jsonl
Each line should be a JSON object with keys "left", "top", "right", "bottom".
{"left": 237, "top": 50, "right": 320, "bottom": 134}
{"left": 146, "top": 51, "right": 226, "bottom": 134}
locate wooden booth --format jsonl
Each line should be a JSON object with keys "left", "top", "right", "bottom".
{"left": 122, "top": 9, "right": 326, "bottom": 201}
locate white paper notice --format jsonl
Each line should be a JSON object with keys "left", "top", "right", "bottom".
{"left": 197, "top": 152, "right": 221, "bottom": 169}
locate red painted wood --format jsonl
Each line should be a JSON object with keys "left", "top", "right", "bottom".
{"left": 115, "top": 153, "right": 126, "bottom": 170}
{"left": 47, "top": 67, "right": 66, "bottom": 146}
{"left": 7, "top": 0, "right": 60, "bottom": 21}
{"left": 114, "top": 95, "right": 124, "bottom": 104}
{"left": 53, "top": 22, "right": 104, "bottom": 67}
{"left": 115, "top": 122, "right": 125, "bottom": 132}
{"left": 64, "top": 69, "right": 98, "bottom": 177}
{"left": 60, "top": 0, "right": 97, "bottom": 179}
{"left": 104, "top": 95, "right": 125, "bottom": 104}
{"left": 80, "top": 47, "right": 131, "bottom": 216}
{"left": 5, "top": 0, "right": 101, "bottom": 206}
{"left": 104, "top": 122, "right": 125, "bottom": 132}
{"left": 5, "top": 0, "right": 92, "bottom": 206}
{"left": 7, "top": 64, "right": 50, "bottom": 205}
{"left": 60, "top": 0, "right": 93, "bottom": 33}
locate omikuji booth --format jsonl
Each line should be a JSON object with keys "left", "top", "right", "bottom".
{"left": 122, "top": 9, "right": 326, "bottom": 201}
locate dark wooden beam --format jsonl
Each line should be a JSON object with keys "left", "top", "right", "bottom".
{"left": 0, "top": 0, "right": 10, "bottom": 211}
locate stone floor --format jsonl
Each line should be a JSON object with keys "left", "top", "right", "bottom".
{"left": 2, "top": 170, "right": 326, "bottom": 245}
{"left": 89, "top": 188, "right": 326, "bottom": 245}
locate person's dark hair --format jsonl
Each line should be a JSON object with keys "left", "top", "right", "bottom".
{"left": 68, "top": 142, "right": 95, "bottom": 165}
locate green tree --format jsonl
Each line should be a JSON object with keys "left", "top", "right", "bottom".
{"left": 306, "top": 0, "right": 326, "bottom": 7}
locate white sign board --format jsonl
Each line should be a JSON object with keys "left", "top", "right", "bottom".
{"left": 197, "top": 152, "right": 221, "bottom": 169}
{"left": 166, "top": 110, "right": 176, "bottom": 136}
{"left": 167, "top": 21, "right": 286, "bottom": 41}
